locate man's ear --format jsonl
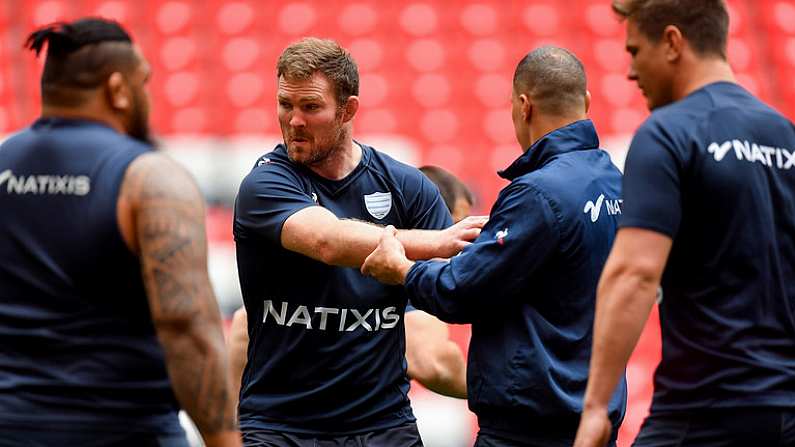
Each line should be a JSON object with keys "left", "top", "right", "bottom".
{"left": 520, "top": 93, "right": 532, "bottom": 123}
{"left": 585, "top": 90, "right": 592, "bottom": 113}
{"left": 341, "top": 96, "right": 359, "bottom": 123}
{"left": 107, "top": 72, "right": 130, "bottom": 111}
{"left": 663, "top": 24, "right": 684, "bottom": 63}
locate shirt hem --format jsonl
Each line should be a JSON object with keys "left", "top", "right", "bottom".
{"left": 240, "top": 414, "right": 415, "bottom": 436}
{"left": 650, "top": 394, "right": 795, "bottom": 412}
{"left": 0, "top": 412, "right": 183, "bottom": 434}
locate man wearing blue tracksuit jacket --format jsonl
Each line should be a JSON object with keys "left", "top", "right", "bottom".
{"left": 362, "top": 46, "right": 627, "bottom": 447}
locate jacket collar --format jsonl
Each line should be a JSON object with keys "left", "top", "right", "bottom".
{"left": 498, "top": 119, "right": 599, "bottom": 180}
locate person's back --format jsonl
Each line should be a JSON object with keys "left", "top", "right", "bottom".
{"left": 0, "top": 18, "right": 240, "bottom": 447}
{"left": 630, "top": 82, "right": 795, "bottom": 410}
{"left": 465, "top": 120, "right": 626, "bottom": 444}
{"left": 575, "top": 2, "right": 795, "bottom": 446}
{"left": 361, "top": 46, "right": 627, "bottom": 447}
{"left": 0, "top": 117, "right": 180, "bottom": 435}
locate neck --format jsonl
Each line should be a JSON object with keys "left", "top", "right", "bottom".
{"left": 673, "top": 56, "right": 735, "bottom": 102}
{"left": 308, "top": 135, "right": 362, "bottom": 181}
{"left": 41, "top": 103, "right": 125, "bottom": 135}
{"left": 527, "top": 114, "right": 585, "bottom": 149}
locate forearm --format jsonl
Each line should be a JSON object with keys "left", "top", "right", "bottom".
{"left": 227, "top": 337, "right": 247, "bottom": 415}
{"left": 582, "top": 268, "right": 657, "bottom": 412}
{"left": 405, "top": 311, "right": 468, "bottom": 398}
{"left": 158, "top": 319, "right": 239, "bottom": 442}
{"left": 317, "top": 220, "right": 442, "bottom": 267}
{"left": 397, "top": 229, "right": 442, "bottom": 261}
{"left": 409, "top": 341, "right": 468, "bottom": 399}
{"left": 227, "top": 310, "right": 249, "bottom": 415}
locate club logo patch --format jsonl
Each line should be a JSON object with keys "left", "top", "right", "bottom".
{"left": 364, "top": 191, "right": 392, "bottom": 220}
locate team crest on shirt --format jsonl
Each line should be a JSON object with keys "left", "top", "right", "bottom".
{"left": 364, "top": 191, "right": 392, "bottom": 219}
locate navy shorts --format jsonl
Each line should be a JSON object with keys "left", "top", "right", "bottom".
{"left": 0, "top": 429, "right": 189, "bottom": 447}
{"left": 242, "top": 422, "right": 423, "bottom": 447}
{"left": 475, "top": 431, "right": 617, "bottom": 447}
{"left": 633, "top": 407, "right": 795, "bottom": 447}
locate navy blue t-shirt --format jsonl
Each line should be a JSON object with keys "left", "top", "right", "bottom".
{"left": 0, "top": 118, "right": 182, "bottom": 435}
{"left": 233, "top": 143, "right": 452, "bottom": 434}
{"left": 621, "top": 82, "right": 795, "bottom": 411}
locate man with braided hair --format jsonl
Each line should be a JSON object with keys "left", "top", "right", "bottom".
{"left": 0, "top": 18, "right": 240, "bottom": 447}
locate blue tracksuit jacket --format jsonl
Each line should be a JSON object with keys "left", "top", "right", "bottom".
{"left": 405, "top": 120, "right": 627, "bottom": 443}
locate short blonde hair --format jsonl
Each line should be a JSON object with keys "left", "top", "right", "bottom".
{"left": 277, "top": 37, "right": 359, "bottom": 106}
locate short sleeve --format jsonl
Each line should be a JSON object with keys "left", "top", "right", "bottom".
{"left": 620, "top": 120, "right": 683, "bottom": 238}
{"left": 407, "top": 173, "right": 454, "bottom": 230}
{"left": 234, "top": 161, "right": 317, "bottom": 245}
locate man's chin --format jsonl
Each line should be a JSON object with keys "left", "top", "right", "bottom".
{"left": 286, "top": 146, "right": 311, "bottom": 164}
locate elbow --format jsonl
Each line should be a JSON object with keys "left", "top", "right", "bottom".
{"left": 597, "top": 257, "right": 662, "bottom": 310}
{"left": 408, "top": 356, "right": 444, "bottom": 385}
{"left": 605, "top": 258, "right": 660, "bottom": 291}
{"left": 315, "top": 233, "right": 342, "bottom": 266}
{"left": 155, "top": 314, "right": 225, "bottom": 357}
{"left": 407, "top": 343, "right": 467, "bottom": 396}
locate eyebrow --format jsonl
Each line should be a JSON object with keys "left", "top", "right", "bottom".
{"left": 278, "top": 94, "right": 324, "bottom": 103}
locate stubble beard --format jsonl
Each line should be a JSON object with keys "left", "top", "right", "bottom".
{"left": 287, "top": 114, "right": 348, "bottom": 168}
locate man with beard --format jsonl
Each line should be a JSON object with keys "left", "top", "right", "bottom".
{"left": 227, "top": 165, "right": 473, "bottom": 404}
{"left": 233, "top": 38, "right": 485, "bottom": 445}
{"left": 0, "top": 19, "right": 240, "bottom": 447}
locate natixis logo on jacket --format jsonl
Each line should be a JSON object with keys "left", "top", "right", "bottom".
{"left": 583, "top": 193, "right": 622, "bottom": 223}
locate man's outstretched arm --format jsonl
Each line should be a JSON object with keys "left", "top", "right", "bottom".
{"left": 574, "top": 227, "right": 671, "bottom": 447}
{"left": 281, "top": 206, "right": 486, "bottom": 268}
{"left": 120, "top": 153, "right": 240, "bottom": 447}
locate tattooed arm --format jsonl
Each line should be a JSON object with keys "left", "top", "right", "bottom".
{"left": 118, "top": 153, "right": 241, "bottom": 447}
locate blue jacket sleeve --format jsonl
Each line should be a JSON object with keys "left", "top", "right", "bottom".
{"left": 404, "top": 182, "right": 560, "bottom": 323}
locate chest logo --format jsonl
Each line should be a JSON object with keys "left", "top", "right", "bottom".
{"left": 364, "top": 191, "right": 392, "bottom": 220}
